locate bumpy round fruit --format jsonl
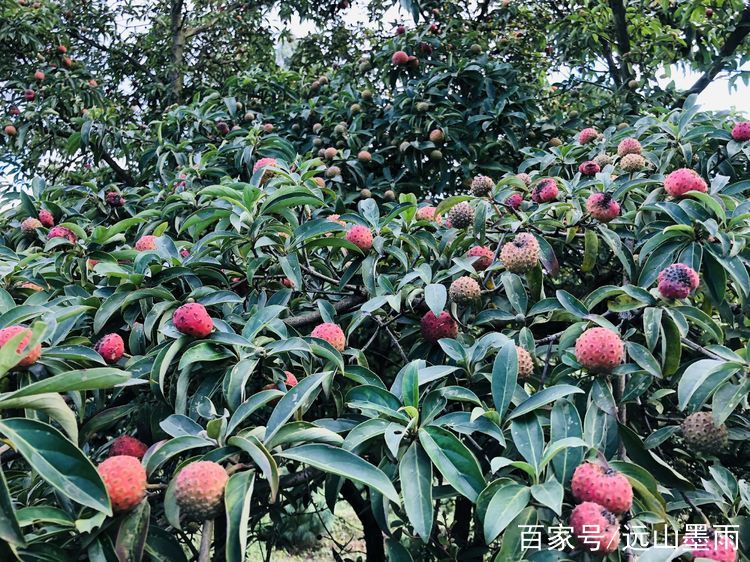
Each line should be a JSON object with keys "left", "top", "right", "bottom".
{"left": 617, "top": 137, "right": 641, "bottom": 157}
{"left": 4, "top": 124, "right": 17, "bottom": 136}
{"left": 570, "top": 502, "right": 621, "bottom": 553}
{"left": 578, "top": 161, "right": 600, "bottom": 176}
{"left": 730, "top": 121, "right": 750, "bottom": 142}
{"left": 682, "top": 528, "right": 737, "bottom": 562}
{"left": 657, "top": 263, "right": 699, "bottom": 299}
{"left": 0, "top": 325, "right": 41, "bottom": 367}
{"left": 21, "top": 217, "right": 42, "bottom": 235}
{"left": 284, "top": 371, "right": 298, "bottom": 387}
{"left": 174, "top": 461, "right": 228, "bottom": 521}
{"left": 531, "top": 178, "right": 558, "bottom": 203}
{"left": 620, "top": 153, "right": 646, "bottom": 172}
{"left": 357, "top": 150, "right": 371, "bottom": 163}
{"left": 663, "top": 168, "right": 707, "bottom": 197}
{"left": 311, "top": 322, "right": 346, "bottom": 352}
{"left": 253, "top": 157, "right": 277, "bottom": 183}
{"left": 572, "top": 462, "right": 633, "bottom": 514}
{"left": 173, "top": 303, "right": 213, "bottom": 338}
{"left": 345, "top": 225, "right": 373, "bottom": 251}
{"left": 593, "top": 153, "right": 613, "bottom": 167}
{"left": 98, "top": 456, "right": 147, "bottom": 512}
{"left": 516, "top": 346, "right": 534, "bottom": 379}
{"left": 325, "top": 165, "right": 341, "bottom": 178}
{"left": 109, "top": 435, "right": 148, "bottom": 459}
{"left": 391, "top": 50, "right": 409, "bottom": 65}
{"left": 421, "top": 311, "right": 458, "bottom": 342}
{"left": 324, "top": 147, "right": 337, "bottom": 160}
{"left": 586, "top": 192, "right": 620, "bottom": 223}
{"left": 578, "top": 127, "right": 598, "bottom": 144}
{"left": 48, "top": 226, "right": 76, "bottom": 243}
{"left": 106, "top": 191, "right": 125, "bottom": 207}
{"left": 449, "top": 276, "right": 481, "bottom": 304}
{"left": 516, "top": 173, "right": 531, "bottom": 186}
{"left": 681, "top": 411, "right": 728, "bottom": 454}
{"left": 38, "top": 209, "right": 54, "bottom": 227}
{"left": 429, "top": 129, "right": 444, "bottom": 143}
{"left": 95, "top": 333, "right": 125, "bottom": 364}
{"left": 327, "top": 214, "right": 346, "bottom": 227}
{"left": 416, "top": 206, "right": 440, "bottom": 222}
{"left": 575, "top": 327, "right": 625, "bottom": 372}
{"left": 134, "top": 235, "right": 157, "bottom": 251}
{"left": 549, "top": 137, "right": 562, "bottom": 147}
{"left": 505, "top": 193, "right": 523, "bottom": 210}
{"left": 467, "top": 245, "right": 493, "bottom": 270}
{"left": 446, "top": 202, "right": 474, "bottom": 229}
{"left": 500, "top": 233, "right": 539, "bottom": 273}
{"left": 470, "top": 175, "right": 494, "bottom": 197}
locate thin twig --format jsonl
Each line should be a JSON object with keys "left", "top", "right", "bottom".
{"left": 198, "top": 519, "right": 214, "bottom": 562}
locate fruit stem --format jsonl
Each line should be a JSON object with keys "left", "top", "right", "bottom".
{"left": 679, "top": 491, "right": 711, "bottom": 527}
{"left": 198, "top": 519, "right": 214, "bottom": 562}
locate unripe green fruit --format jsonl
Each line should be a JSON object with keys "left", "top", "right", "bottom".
{"left": 429, "top": 150, "right": 443, "bottom": 161}
{"left": 360, "top": 189, "right": 372, "bottom": 198}
{"left": 384, "top": 190, "right": 396, "bottom": 201}
{"left": 470, "top": 44, "right": 482, "bottom": 54}
{"left": 416, "top": 102, "right": 430, "bottom": 112}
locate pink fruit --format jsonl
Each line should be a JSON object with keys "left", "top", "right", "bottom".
{"left": 253, "top": 157, "right": 277, "bottom": 183}
{"left": 663, "top": 168, "right": 707, "bottom": 197}
{"left": 416, "top": 206, "right": 441, "bottom": 222}
{"left": 575, "top": 327, "right": 625, "bottom": 372}
{"left": 516, "top": 346, "right": 534, "bottom": 379}
{"left": 578, "top": 161, "right": 601, "bottom": 176}
{"left": 284, "top": 371, "right": 298, "bottom": 387}
{"left": 311, "top": 322, "right": 346, "bottom": 352}
{"left": 617, "top": 137, "right": 642, "bottom": 156}
{"left": 505, "top": 193, "right": 523, "bottom": 209}
{"left": 24, "top": 89, "right": 36, "bottom": 101}
{"left": 420, "top": 311, "right": 458, "bottom": 342}
{"left": 109, "top": 436, "right": 148, "bottom": 459}
{"left": 500, "top": 233, "right": 539, "bottom": 273}
{"left": 682, "top": 529, "right": 737, "bottom": 562}
{"left": 174, "top": 461, "right": 228, "bottom": 521}
{"left": 586, "top": 192, "right": 620, "bottom": 222}
{"left": 48, "top": 226, "right": 76, "bottom": 243}
{"left": 105, "top": 191, "right": 125, "bottom": 207}
{"left": 578, "top": 128, "right": 598, "bottom": 144}
{"left": 449, "top": 276, "right": 481, "bottom": 304}
{"left": 570, "top": 502, "right": 621, "bottom": 553}
{"left": 391, "top": 51, "right": 410, "bottom": 65}
{"left": 134, "top": 235, "right": 157, "bottom": 251}
{"left": 657, "top": 263, "right": 700, "bottom": 299}
{"left": 531, "top": 178, "right": 558, "bottom": 203}
{"left": 467, "top": 245, "right": 493, "bottom": 270}
{"left": 98, "top": 456, "right": 146, "bottom": 512}
{"left": 516, "top": 173, "right": 531, "bottom": 186}
{"left": 571, "top": 462, "right": 633, "bottom": 514}
{"left": 345, "top": 225, "right": 373, "bottom": 250}
{"left": 21, "top": 217, "right": 42, "bottom": 234}
{"left": 38, "top": 210, "right": 54, "bottom": 227}
{"left": 95, "top": 333, "right": 125, "bottom": 364}
{"left": 0, "top": 325, "right": 41, "bottom": 366}
{"left": 731, "top": 122, "right": 750, "bottom": 142}
{"left": 173, "top": 303, "right": 213, "bottom": 338}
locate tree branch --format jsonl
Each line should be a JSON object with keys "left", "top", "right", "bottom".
{"left": 283, "top": 294, "right": 366, "bottom": 328}
{"left": 99, "top": 149, "right": 135, "bottom": 186}
{"left": 608, "top": 0, "right": 632, "bottom": 83}
{"left": 340, "top": 481, "right": 385, "bottom": 562}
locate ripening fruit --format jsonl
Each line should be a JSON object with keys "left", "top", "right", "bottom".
{"left": 253, "top": 157, "right": 277, "bottom": 184}
{"left": 262, "top": 123, "right": 274, "bottom": 133}
{"left": 681, "top": 411, "right": 728, "bottom": 454}
{"left": 516, "top": 346, "right": 534, "bottom": 379}
{"left": 657, "top": 263, "right": 699, "bottom": 299}
{"left": 395, "top": 25, "right": 406, "bottom": 35}
{"left": 516, "top": 173, "right": 531, "bottom": 186}
{"left": 98, "top": 456, "right": 147, "bottom": 512}
{"left": 88, "top": 79, "right": 98, "bottom": 87}
{"left": 48, "top": 225, "right": 76, "bottom": 243}
{"left": 467, "top": 245, "right": 493, "bottom": 270}
{"left": 38, "top": 210, "right": 53, "bottom": 227}
{"left": 446, "top": 202, "right": 474, "bottom": 229}
{"left": 21, "top": 217, "right": 42, "bottom": 235}
{"left": 570, "top": 502, "right": 621, "bottom": 553}
{"left": 95, "top": 333, "right": 125, "bottom": 364}
{"left": 586, "top": 192, "right": 620, "bottom": 223}
{"left": 593, "top": 153, "right": 613, "bottom": 167}
{"left": 173, "top": 303, "right": 213, "bottom": 338}
{"left": 134, "top": 235, "right": 158, "bottom": 251}
{"left": 391, "top": 51, "right": 409, "bottom": 65}
{"left": 730, "top": 121, "right": 750, "bottom": 142}
{"left": 34, "top": 70, "right": 45, "bottom": 81}
{"left": 416, "top": 206, "right": 440, "bottom": 223}
{"left": 57, "top": 44, "right": 67, "bottom": 54}
{"left": 617, "top": 137, "right": 642, "bottom": 157}
{"left": 174, "top": 461, "right": 228, "bottom": 521}
{"left": 24, "top": 89, "right": 36, "bottom": 101}
{"left": 429, "top": 129, "right": 444, "bottom": 143}
{"left": 574, "top": 327, "right": 625, "bottom": 372}
{"left": 311, "top": 322, "right": 346, "bottom": 352}
{"left": 663, "top": 168, "right": 707, "bottom": 197}
{"left": 345, "top": 225, "right": 373, "bottom": 250}
{"left": 500, "top": 233, "right": 539, "bottom": 273}
{"left": 384, "top": 189, "right": 396, "bottom": 201}
{"left": 505, "top": 193, "right": 523, "bottom": 210}
{"left": 4, "top": 125, "right": 17, "bottom": 136}
{"left": 420, "top": 311, "right": 458, "bottom": 342}
{"left": 578, "top": 127, "right": 598, "bottom": 144}
{"left": 572, "top": 462, "right": 633, "bottom": 514}
{"left": 620, "top": 153, "right": 646, "bottom": 172}
{"left": 324, "top": 147, "right": 338, "bottom": 160}
{"left": 325, "top": 166, "right": 341, "bottom": 178}
{"left": 578, "top": 161, "right": 601, "bottom": 176}
{"left": 415, "top": 101, "right": 430, "bottom": 112}
{"left": 549, "top": 137, "right": 562, "bottom": 147}
{"left": 429, "top": 149, "right": 442, "bottom": 161}
{"left": 109, "top": 435, "right": 148, "bottom": 459}
{"left": 357, "top": 150, "right": 371, "bottom": 163}
{"left": 105, "top": 191, "right": 125, "bottom": 207}
{"left": 449, "top": 276, "right": 481, "bottom": 304}
{"left": 350, "top": 103, "right": 361, "bottom": 113}
{"left": 682, "top": 528, "right": 736, "bottom": 562}
{"left": 531, "top": 178, "right": 558, "bottom": 203}
{"left": 284, "top": 371, "right": 298, "bottom": 387}
{"left": 470, "top": 175, "right": 494, "bottom": 197}
{"left": 0, "top": 325, "right": 41, "bottom": 367}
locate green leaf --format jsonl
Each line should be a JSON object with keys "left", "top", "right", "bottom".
{"left": 493, "top": 507, "right": 537, "bottom": 562}
{"left": 531, "top": 478, "right": 563, "bottom": 514}
{"left": 227, "top": 436, "right": 279, "bottom": 502}
{"left": 510, "top": 415, "right": 544, "bottom": 474}
{"left": 399, "top": 441, "right": 433, "bottom": 541}
{"left": 278, "top": 444, "right": 399, "bottom": 503}
{"left": 507, "top": 385, "right": 584, "bottom": 420}
{"left": 1, "top": 368, "right": 131, "bottom": 400}
{"left": 145, "top": 435, "right": 213, "bottom": 476}
{"left": 677, "top": 359, "right": 741, "bottom": 410}
{"left": 556, "top": 290, "right": 588, "bottom": 317}
{"left": 224, "top": 471, "right": 255, "bottom": 562}
{"left": 424, "top": 284, "right": 447, "bottom": 316}
{"left": 115, "top": 499, "right": 150, "bottom": 562}
{"left": 0, "top": 465, "right": 25, "bottom": 546}
{"left": 264, "top": 373, "right": 327, "bottom": 444}
{"left": 492, "top": 341, "right": 518, "bottom": 421}
{"left": 418, "top": 426, "right": 485, "bottom": 501}
{"left": 482, "top": 482, "right": 530, "bottom": 543}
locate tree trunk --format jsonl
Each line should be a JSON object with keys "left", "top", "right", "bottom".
{"left": 169, "top": 0, "right": 186, "bottom": 104}
{"left": 341, "top": 481, "right": 385, "bottom": 562}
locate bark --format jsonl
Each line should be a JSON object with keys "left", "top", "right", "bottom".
{"left": 282, "top": 294, "right": 366, "bottom": 328}
{"left": 340, "top": 481, "right": 385, "bottom": 562}
{"left": 608, "top": 0, "right": 632, "bottom": 84}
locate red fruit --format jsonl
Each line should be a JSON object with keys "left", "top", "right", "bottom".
{"left": 730, "top": 121, "right": 750, "bottom": 142}
{"left": 500, "top": 233, "right": 539, "bottom": 273}
{"left": 578, "top": 127, "right": 598, "bottom": 144}
{"left": 216, "top": 121, "right": 230, "bottom": 135}
{"left": 179, "top": 248, "right": 190, "bottom": 258}
{"left": 586, "top": 192, "right": 620, "bottom": 222}
{"left": 505, "top": 193, "right": 523, "bottom": 210}
{"left": 174, "top": 461, "right": 228, "bottom": 521}
{"left": 134, "top": 235, "right": 157, "bottom": 251}
{"left": 575, "top": 327, "right": 625, "bottom": 372}
{"left": 4, "top": 125, "right": 17, "bottom": 136}
{"left": 345, "top": 225, "right": 373, "bottom": 250}
{"left": 570, "top": 502, "right": 621, "bottom": 553}
{"left": 9, "top": 106, "right": 20, "bottom": 116}
{"left": 48, "top": 225, "right": 76, "bottom": 243}
{"left": 105, "top": 191, "right": 124, "bottom": 207}
{"left": 284, "top": 370, "right": 298, "bottom": 387}
{"left": 657, "top": 263, "right": 700, "bottom": 299}
{"left": 281, "top": 277, "right": 294, "bottom": 288}
{"left": 57, "top": 44, "right": 67, "bottom": 54}
{"left": 0, "top": 325, "right": 41, "bottom": 367}
{"left": 98, "top": 456, "right": 146, "bottom": 512}
{"left": 682, "top": 529, "right": 737, "bottom": 562}
{"left": 467, "top": 245, "right": 493, "bottom": 270}
{"left": 253, "top": 157, "right": 277, "bottom": 183}
{"left": 311, "top": 322, "right": 346, "bottom": 352}
{"left": 173, "top": 303, "right": 213, "bottom": 338}
{"left": 429, "top": 22, "right": 439, "bottom": 33}
{"left": 395, "top": 25, "right": 406, "bottom": 35}
{"left": 34, "top": 70, "right": 45, "bottom": 81}
{"left": 109, "top": 435, "right": 148, "bottom": 459}
{"left": 571, "top": 462, "right": 633, "bottom": 514}
{"left": 406, "top": 55, "right": 419, "bottom": 70}
{"left": 62, "top": 56, "right": 72, "bottom": 68}
{"left": 663, "top": 168, "right": 707, "bottom": 197}
{"left": 705, "top": 7, "right": 714, "bottom": 17}
{"left": 391, "top": 51, "right": 410, "bottom": 66}
{"left": 420, "top": 311, "right": 458, "bottom": 342}
{"left": 88, "top": 79, "right": 98, "bottom": 87}
{"left": 578, "top": 161, "right": 601, "bottom": 176}
{"left": 531, "top": 178, "right": 559, "bottom": 203}
{"left": 416, "top": 206, "right": 441, "bottom": 222}
{"left": 617, "top": 137, "right": 642, "bottom": 156}
{"left": 324, "top": 147, "right": 337, "bottom": 160}
{"left": 38, "top": 210, "right": 54, "bottom": 227}
{"left": 24, "top": 89, "right": 36, "bottom": 101}
{"left": 95, "top": 333, "right": 125, "bottom": 364}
